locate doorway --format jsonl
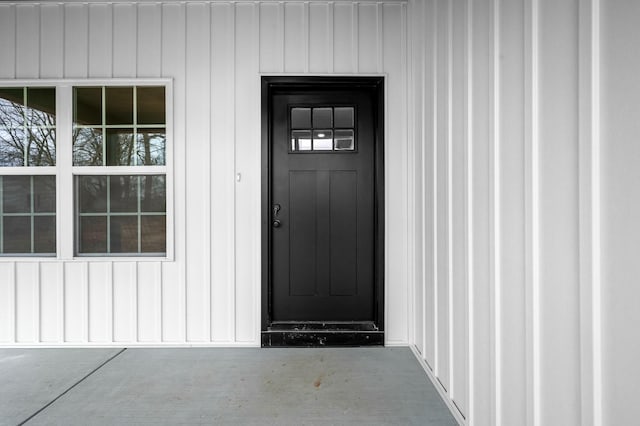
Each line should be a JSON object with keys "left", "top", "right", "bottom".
{"left": 261, "top": 77, "right": 384, "bottom": 346}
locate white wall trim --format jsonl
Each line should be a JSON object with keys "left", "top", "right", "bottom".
{"left": 1, "top": 342, "right": 262, "bottom": 348}
{"left": 411, "top": 344, "right": 465, "bottom": 426}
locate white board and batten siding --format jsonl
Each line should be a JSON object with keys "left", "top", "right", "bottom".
{"left": 0, "top": 1, "right": 409, "bottom": 347}
{"left": 409, "top": 0, "right": 640, "bottom": 425}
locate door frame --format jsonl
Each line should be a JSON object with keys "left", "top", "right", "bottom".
{"left": 261, "top": 76, "right": 385, "bottom": 345}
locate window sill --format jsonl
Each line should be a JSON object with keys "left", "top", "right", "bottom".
{"left": 0, "top": 256, "right": 175, "bottom": 263}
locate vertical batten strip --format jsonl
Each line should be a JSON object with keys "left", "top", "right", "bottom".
{"left": 160, "top": 2, "right": 186, "bottom": 343}
{"left": 578, "top": 1, "right": 594, "bottom": 424}
{"left": 326, "top": 2, "right": 334, "bottom": 73}
{"left": 405, "top": 0, "right": 416, "bottom": 349}
{"left": 16, "top": 5, "right": 40, "bottom": 79}
{"left": 421, "top": 0, "right": 437, "bottom": 369}
{"left": 446, "top": 0, "right": 455, "bottom": 400}
{"left": 590, "top": 0, "right": 602, "bottom": 424}
{"left": 230, "top": 3, "right": 237, "bottom": 342}
{"left": 304, "top": 1, "right": 310, "bottom": 73}
{"left": 376, "top": 3, "right": 383, "bottom": 73}
{"left": 64, "top": 4, "right": 89, "bottom": 79}
{"left": 211, "top": 2, "right": 235, "bottom": 343}
{"left": 184, "top": 2, "right": 212, "bottom": 342}
{"left": 466, "top": 0, "right": 475, "bottom": 420}
{"left": 40, "top": 263, "right": 62, "bottom": 343}
{"left": 432, "top": 0, "right": 439, "bottom": 378}
{"left": 419, "top": 0, "right": 427, "bottom": 360}
{"left": 491, "top": 0, "right": 502, "bottom": 424}
{"left": 406, "top": 0, "right": 414, "bottom": 346}
{"left": 40, "top": 4, "right": 64, "bottom": 79}
{"left": 88, "top": 3, "right": 113, "bottom": 79}
{"left": 523, "top": 0, "right": 540, "bottom": 425}
{"left": 352, "top": 2, "right": 359, "bottom": 73}
{"left": 0, "top": 4, "right": 16, "bottom": 79}
{"left": 532, "top": 0, "right": 541, "bottom": 424}
{"left": 234, "top": 2, "right": 259, "bottom": 343}
{"left": 279, "top": 2, "right": 285, "bottom": 73}
{"left": 461, "top": 0, "right": 472, "bottom": 416}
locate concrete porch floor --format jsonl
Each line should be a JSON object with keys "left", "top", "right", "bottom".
{"left": 0, "top": 347, "right": 458, "bottom": 426}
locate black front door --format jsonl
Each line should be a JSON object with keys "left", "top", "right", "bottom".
{"left": 262, "top": 77, "right": 384, "bottom": 346}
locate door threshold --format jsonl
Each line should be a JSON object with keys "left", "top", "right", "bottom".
{"left": 261, "top": 321, "right": 384, "bottom": 347}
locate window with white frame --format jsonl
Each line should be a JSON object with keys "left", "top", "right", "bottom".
{"left": 0, "top": 82, "right": 170, "bottom": 258}
{"left": 0, "top": 87, "right": 57, "bottom": 256}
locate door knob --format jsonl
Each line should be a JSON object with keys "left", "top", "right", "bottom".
{"left": 272, "top": 220, "right": 281, "bottom": 228}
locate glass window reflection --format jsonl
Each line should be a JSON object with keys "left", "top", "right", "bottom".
{"left": 73, "top": 86, "right": 166, "bottom": 166}
{"left": 0, "top": 87, "right": 56, "bottom": 166}
{"left": 289, "top": 106, "right": 356, "bottom": 152}
{"left": 0, "top": 175, "right": 56, "bottom": 256}
{"left": 75, "top": 174, "right": 166, "bottom": 255}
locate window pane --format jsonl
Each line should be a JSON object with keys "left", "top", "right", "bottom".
{"left": 3, "top": 175, "right": 30, "bottom": 213}
{"left": 136, "top": 129, "right": 165, "bottom": 165}
{"left": 110, "top": 216, "right": 138, "bottom": 253}
{"left": 137, "top": 86, "right": 165, "bottom": 124}
{"left": 27, "top": 88, "right": 56, "bottom": 125}
{"left": 73, "top": 128, "right": 103, "bottom": 166}
{"left": 76, "top": 174, "right": 166, "bottom": 256}
{"left": 77, "top": 175, "right": 107, "bottom": 213}
{"left": 0, "top": 128, "right": 25, "bottom": 166}
{"left": 33, "top": 176, "right": 56, "bottom": 213}
{"left": 27, "top": 127, "right": 56, "bottom": 166}
{"left": 34, "top": 216, "right": 56, "bottom": 253}
{"left": 0, "top": 88, "right": 25, "bottom": 128}
{"left": 141, "top": 216, "right": 165, "bottom": 253}
{"left": 0, "top": 175, "right": 56, "bottom": 256}
{"left": 110, "top": 175, "right": 138, "bottom": 213}
{"left": 334, "top": 129, "right": 355, "bottom": 151}
{"left": 313, "top": 108, "right": 332, "bottom": 128}
{"left": 105, "top": 87, "right": 133, "bottom": 125}
{"left": 74, "top": 87, "right": 102, "bottom": 125}
{"left": 291, "top": 130, "right": 312, "bottom": 151}
{"left": 106, "top": 128, "right": 135, "bottom": 166}
{"left": 140, "top": 175, "right": 166, "bottom": 212}
{"left": 291, "top": 108, "right": 311, "bottom": 129}
{"left": 3, "top": 216, "right": 30, "bottom": 253}
{"left": 313, "top": 130, "right": 333, "bottom": 150}
{"left": 79, "top": 216, "right": 107, "bottom": 253}
{"left": 334, "top": 107, "right": 354, "bottom": 128}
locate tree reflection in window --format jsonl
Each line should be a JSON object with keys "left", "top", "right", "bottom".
{"left": 0, "top": 87, "right": 56, "bottom": 167}
{"left": 76, "top": 174, "right": 166, "bottom": 255}
{"left": 73, "top": 86, "right": 165, "bottom": 167}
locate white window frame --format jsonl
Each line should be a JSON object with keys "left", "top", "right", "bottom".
{"left": 0, "top": 79, "right": 174, "bottom": 261}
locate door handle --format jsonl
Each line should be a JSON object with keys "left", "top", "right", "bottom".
{"left": 273, "top": 204, "right": 282, "bottom": 229}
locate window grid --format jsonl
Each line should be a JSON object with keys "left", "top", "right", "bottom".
{"left": 289, "top": 106, "right": 356, "bottom": 153}
{"left": 0, "top": 80, "right": 171, "bottom": 259}
{"left": 0, "top": 87, "right": 56, "bottom": 167}
{"left": 75, "top": 175, "right": 166, "bottom": 256}
{"left": 73, "top": 87, "right": 166, "bottom": 167}
{"left": 0, "top": 175, "right": 56, "bottom": 256}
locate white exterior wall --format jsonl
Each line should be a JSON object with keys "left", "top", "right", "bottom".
{"left": 0, "top": 0, "right": 409, "bottom": 347}
{"left": 409, "top": 0, "right": 640, "bottom": 425}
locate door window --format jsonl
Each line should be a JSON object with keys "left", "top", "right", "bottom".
{"left": 290, "top": 106, "right": 355, "bottom": 152}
